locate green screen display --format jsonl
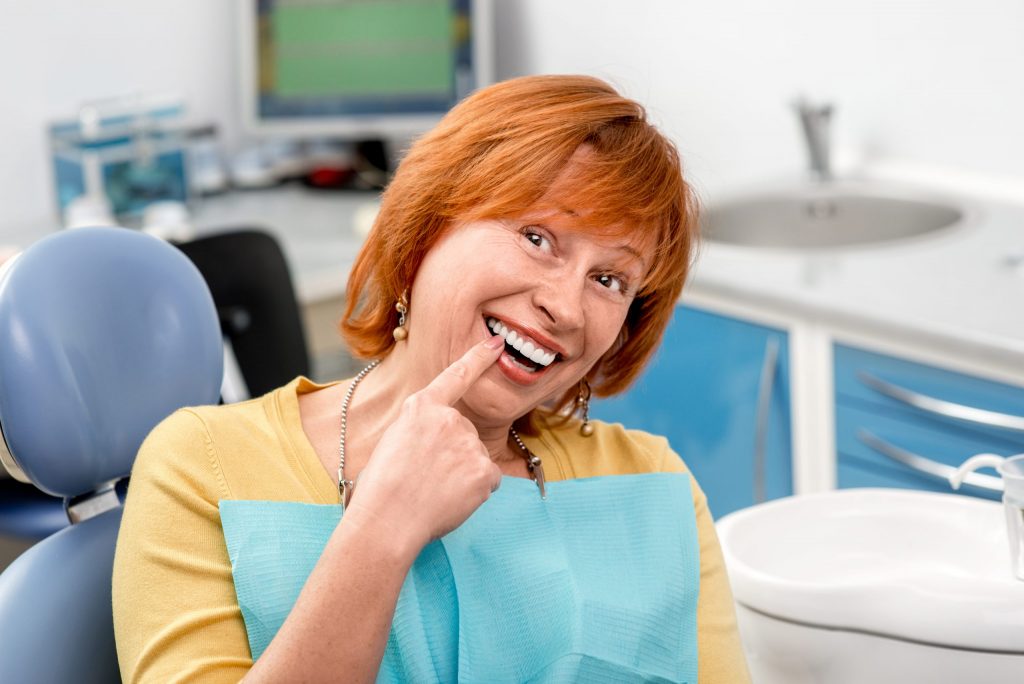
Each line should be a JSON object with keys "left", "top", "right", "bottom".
{"left": 271, "top": 1, "right": 455, "bottom": 98}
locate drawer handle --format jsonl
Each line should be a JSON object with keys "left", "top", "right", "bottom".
{"left": 753, "top": 337, "right": 781, "bottom": 504}
{"left": 857, "top": 371, "right": 1024, "bottom": 433}
{"left": 857, "top": 429, "right": 1004, "bottom": 493}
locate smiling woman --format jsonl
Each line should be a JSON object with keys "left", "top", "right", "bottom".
{"left": 112, "top": 75, "right": 750, "bottom": 683}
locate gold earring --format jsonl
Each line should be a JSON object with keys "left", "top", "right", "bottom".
{"left": 577, "top": 379, "right": 594, "bottom": 437}
{"left": 392, "top": 290, "right": 409, "bottom": 341}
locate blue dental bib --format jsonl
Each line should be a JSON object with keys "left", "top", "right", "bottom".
{"left": 220, "top": 473, "right": 700, "bottom": 683}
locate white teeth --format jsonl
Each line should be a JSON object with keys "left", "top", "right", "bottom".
{"left": 510, "top": 358, "right": 538, "bottom": 373}
{"left": 485, "top": 317, "right": 559, "bottom": 367}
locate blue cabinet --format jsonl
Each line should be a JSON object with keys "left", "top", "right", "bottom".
{"left": 834, "top": 344, "right": 1024, "bottom": 499}
{"left": 591, "top": 305, "right": 792, "bottom": 519}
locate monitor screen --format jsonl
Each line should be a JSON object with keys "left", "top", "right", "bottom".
{"left": 239, "top": 0, "right": 493, "bottom": 139}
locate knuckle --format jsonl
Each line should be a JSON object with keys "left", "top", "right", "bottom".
{"left": 475, "top": 459, "right": 491, "bottom": 480}
{"left": 447, "top": 361, "right": 468, "bottom": 381}
{"left": 402, "top": 394, "right": 424, "bottom": 412}
{"left": 439, "top": 408, "right": 461, "bottom": 428}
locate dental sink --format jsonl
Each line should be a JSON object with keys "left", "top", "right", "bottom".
{"left": 703, "top": 185, "right": 964, "bottom": 249}
{"left": 716, "top": 489, "right": 1024, "bottom": 683}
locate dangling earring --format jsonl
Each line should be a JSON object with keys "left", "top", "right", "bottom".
{"left": 392, "top": 289, "right": 409, "bottom": 341}
{"left": 577, "top": 379, "right": 594, "bottom": 437}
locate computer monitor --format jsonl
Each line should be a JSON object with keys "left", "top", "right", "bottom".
{"left": 237, "top": 0, "right": 494, "bottom": 140}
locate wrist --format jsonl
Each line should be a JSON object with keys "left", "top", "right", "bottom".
{"left": 341, "top": 502, "right": 425, "bottom": 565}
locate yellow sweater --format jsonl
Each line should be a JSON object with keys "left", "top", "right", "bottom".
{"left": 113, "top": 377, "right": 750, "bottom": 683}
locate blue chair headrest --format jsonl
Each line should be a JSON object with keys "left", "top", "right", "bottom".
{"left": 0, "top": 227, "right": 222, "bottom": 498}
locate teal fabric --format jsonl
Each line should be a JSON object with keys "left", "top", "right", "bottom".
{"left": 220, "top": 473, "right": 700, "bottom": 683}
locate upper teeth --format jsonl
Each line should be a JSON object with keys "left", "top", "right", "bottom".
{"left": 487, "top": 318, "right": 558, "bottom": 367}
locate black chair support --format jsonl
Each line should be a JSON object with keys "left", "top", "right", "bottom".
{"left": 176, "top": 229, "right": 311, "bottom": 398}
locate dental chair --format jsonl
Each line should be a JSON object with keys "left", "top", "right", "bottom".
{"left": 0, "top": 227, "right": 223, "bottom": 682}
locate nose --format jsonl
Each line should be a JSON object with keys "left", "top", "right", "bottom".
{"left": 532, "top": 270, "right": 585, "bottom": 331}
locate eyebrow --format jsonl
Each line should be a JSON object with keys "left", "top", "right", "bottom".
{"left": 551, "top": 204, "right": 648, "bottom": 266}
{"left": 610, "top": 243, "right": 650, "bottom": 275}
{"left": 616, "top": 244, "right": 644, "bottom": 261}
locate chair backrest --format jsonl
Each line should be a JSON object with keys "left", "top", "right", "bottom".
{"left": 0, "top": 227, "right": 222, "bottom": 683}
{"left": 176, "top": 229, "right": 310, "bottom": 399}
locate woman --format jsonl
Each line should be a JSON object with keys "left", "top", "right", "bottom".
{"left": 113, "top": 74, "right": 750, "bottom": 683}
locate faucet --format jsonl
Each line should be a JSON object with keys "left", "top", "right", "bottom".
{"left": 793, "top": 98, "right": 834, "bottom": 183}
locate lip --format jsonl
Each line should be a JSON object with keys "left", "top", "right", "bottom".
{"left": 481, "top": 312, "right": 569, "bottom": 358}
{"left": 480, "top": 315, "right": 562, "bottom": 387}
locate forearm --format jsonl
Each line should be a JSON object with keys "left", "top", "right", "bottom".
{"left": 242, "top": 509, "right": 420, "bottom": 683}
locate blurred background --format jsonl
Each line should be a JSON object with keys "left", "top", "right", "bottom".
{"left": 0, "top": 0, "right": 1022, "bottom": 236}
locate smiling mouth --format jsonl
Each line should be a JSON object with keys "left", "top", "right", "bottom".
{"left": 485, "top": 317, "right": 562, "bottom": 374}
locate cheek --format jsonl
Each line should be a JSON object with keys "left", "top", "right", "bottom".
{"left": 581, "top": 306, "right": 629, "bottom": 363}
{"left": 413, "top": 238, "right": 528, "bottom": 319}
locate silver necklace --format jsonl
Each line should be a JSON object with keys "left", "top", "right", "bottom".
{"left": 509, "top": 426, "right": 547, "bottom": 499}
{"left": 337, "top": 361, "right": 547, "bottom": 510}
{"left": 338, "top": 359, "right": 379, "bottom": 511}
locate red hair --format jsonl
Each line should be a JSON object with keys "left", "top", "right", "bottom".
{"left": 341, "top": 74, "right": 699, "bottom": 432}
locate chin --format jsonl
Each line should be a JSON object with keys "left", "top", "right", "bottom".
{"left": 460, "top": 376, "right": 540, "bottom": 425}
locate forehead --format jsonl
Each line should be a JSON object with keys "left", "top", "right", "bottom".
{"left": 525, "top": 147, "right": 659, "bottom": 261}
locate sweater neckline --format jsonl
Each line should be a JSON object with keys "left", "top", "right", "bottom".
{"left": 271, "top": 376, "right": 342, "bottom": 504}
{"left": 270, "top": 375, "right": 572, "bottom": 505}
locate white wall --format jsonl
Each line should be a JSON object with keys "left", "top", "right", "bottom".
{"left": 0, "top": 0, "right": 238, "bottom": 234}
{"left": 494, "top": 0, "right": 1024, "bottom": 200}
{"left": 2, "top": 0, "right": 1023, "bottom": 238}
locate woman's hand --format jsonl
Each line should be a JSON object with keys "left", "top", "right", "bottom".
{"left": 344, "top": 335, "right": 505, "bottom": 551}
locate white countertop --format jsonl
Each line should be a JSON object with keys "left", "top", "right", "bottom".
{"left": 688, "top": 181, "right": 1024, "bottom": 362}
{"left": 0, "top": 186, "right": 377, "bottom": 305}
{"left": 5, "top": 180, "right": 1024, "bottom": 361}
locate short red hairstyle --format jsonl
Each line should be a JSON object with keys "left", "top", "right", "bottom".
{"left": 341, "top": 74, "right": 699, "bottom": 431}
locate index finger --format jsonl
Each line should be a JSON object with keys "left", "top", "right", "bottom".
{"left": 420, "top": 336, "right": 504, "bottom": 406}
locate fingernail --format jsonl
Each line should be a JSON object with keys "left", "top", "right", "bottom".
{"left": 485, "top": 335, "right": 504, "bottom": 350}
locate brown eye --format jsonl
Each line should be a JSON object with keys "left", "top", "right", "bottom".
{"left": 522, "top": 228, "right": 552, "bottom": 253}
{"left": 596, "top": 273, "right": 625, "bottom": 292}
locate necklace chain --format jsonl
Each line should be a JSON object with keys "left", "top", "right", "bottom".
{"left": 509, "top": 426, "right": 547, "bottom": 498}
{"left": 338, "top": 360, "right": 379, "bottom": 510}
{"left": 337, "top": 361, "right": 547, "bottom": 510}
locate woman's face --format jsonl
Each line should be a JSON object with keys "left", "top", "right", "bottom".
{"left": 407, "top": 201, "right": 649, "bottom": 426}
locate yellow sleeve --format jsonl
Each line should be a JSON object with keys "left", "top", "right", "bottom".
{"left": 653, "top": 440, "right": 752, "bottom": 684}
{"left": 112, "top": 409, "right": 252, "bottom": 683}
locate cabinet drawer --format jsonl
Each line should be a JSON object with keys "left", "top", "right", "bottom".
{"left": 835, "top": 403, "right": 1018, "bottom": 500}
{"left": 591, "top": 304, "right": 792, "bottom": 519}
{"left": 834, "top": 344, "right": 1024, "bottom": 445}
